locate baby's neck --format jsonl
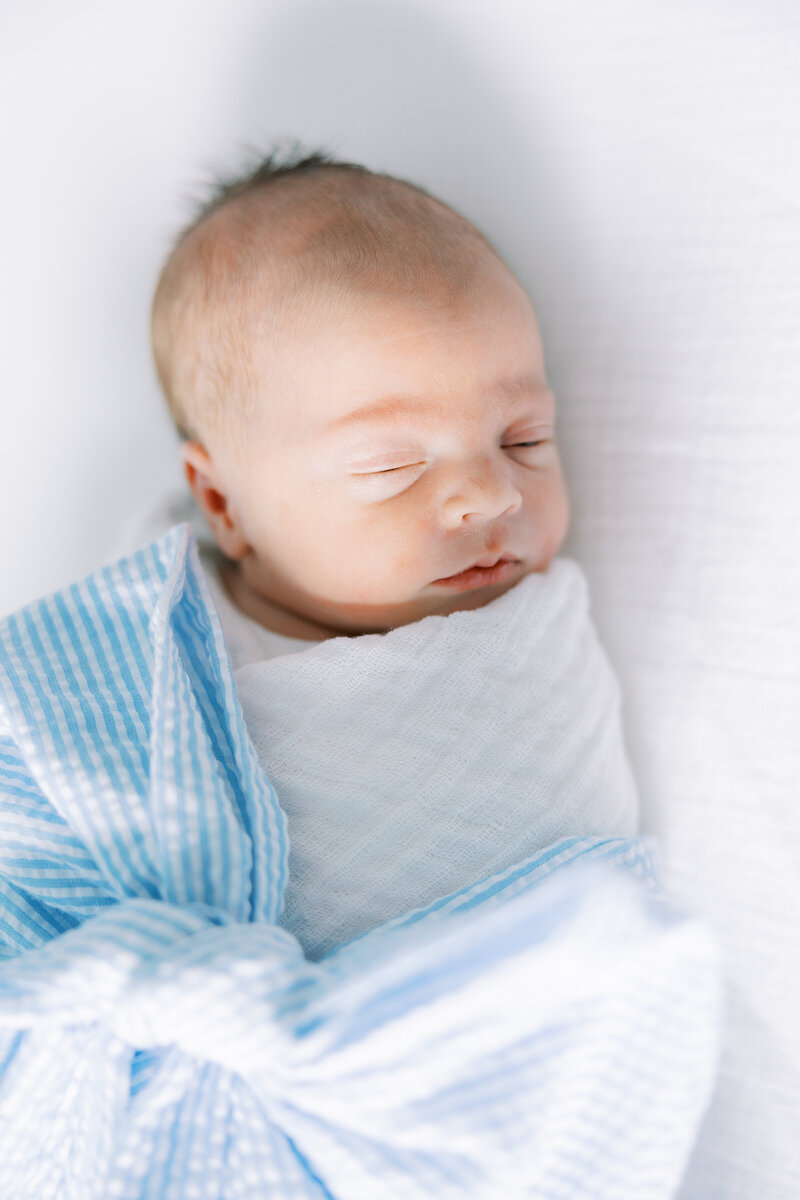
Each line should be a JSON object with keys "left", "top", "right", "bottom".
{"left": 218, "top": 562, "right": 336, "bottom": 643}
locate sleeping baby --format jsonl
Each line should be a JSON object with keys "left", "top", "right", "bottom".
{"left": 0, "top": 146, "right": 723, "bottom": 1198}
{"left": 146, "top": 146, "right": 639, "bottom": 960}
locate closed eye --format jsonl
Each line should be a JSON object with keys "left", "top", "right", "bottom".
{"left": 350, "top": 440, "right": 551, "bottom": 478}
{"left": 351, "top": 461, "right": 426, "bottom": 475}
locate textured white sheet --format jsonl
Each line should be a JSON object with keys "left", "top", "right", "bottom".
{"left": 539, "top": 10, "right": 800, "bottom": 1197}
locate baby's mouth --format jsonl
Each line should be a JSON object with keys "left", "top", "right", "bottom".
{"left": 431, "top": 556, "right": 520, "bottom": 591}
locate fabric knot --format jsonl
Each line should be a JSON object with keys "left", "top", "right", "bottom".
{"left": 107, "top": 916, "right": 320, "bottom": 1079}
{"left": 0, "top": 897, "right": 321, "bottom": 1082}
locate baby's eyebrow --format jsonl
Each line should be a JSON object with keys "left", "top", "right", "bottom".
{"left": 322, "top": 377, "right": 552, "bottom": 438}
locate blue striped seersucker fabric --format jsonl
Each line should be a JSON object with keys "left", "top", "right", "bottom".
{"left": 0, "top": 523, "right": 721, "bottom": 1199}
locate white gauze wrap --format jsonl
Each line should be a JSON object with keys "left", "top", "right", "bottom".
{"left": 231, "top": 556, "right": 640, "bottom": 962}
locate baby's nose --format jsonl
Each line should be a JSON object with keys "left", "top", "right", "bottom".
{"left": 441, "top": 457, "right": 522, "bottom": 525}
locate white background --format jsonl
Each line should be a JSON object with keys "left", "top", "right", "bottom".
{"left": 2, "top": 3, "right": 799, "bottom": 1197}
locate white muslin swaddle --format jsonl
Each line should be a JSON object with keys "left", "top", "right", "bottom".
{"left": 230, "top": 556, "right": 639, "bottom": 961}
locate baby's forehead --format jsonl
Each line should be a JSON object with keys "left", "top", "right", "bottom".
{"left": 184, "top": 173, "right": 495, "bottom": 317}
{"left": 153, "top": 168, "right": 509, "bottom": 449}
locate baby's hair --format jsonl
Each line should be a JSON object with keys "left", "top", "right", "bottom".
{"left": 173, "top": 143, "right": 370, "bottom": 247}
{"left": 151, "top": 140, "right": 500, "bottom": 450}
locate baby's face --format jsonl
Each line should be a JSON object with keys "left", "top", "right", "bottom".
{"left": 199, "top": 254, "right": 570, "bottom": 639}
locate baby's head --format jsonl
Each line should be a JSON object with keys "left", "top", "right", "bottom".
{"left": 151, "top": 147, "right": 569, "bottom": 640}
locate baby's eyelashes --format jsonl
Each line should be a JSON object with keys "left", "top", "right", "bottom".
{"left": 351, "top": 461, "right": 427, "bottom": 475}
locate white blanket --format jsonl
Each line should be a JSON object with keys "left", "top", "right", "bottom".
{"left": 236, "top": 557, "right": 638, "bottom": 961}
{"left": 118, "top": 489, "right": 639, "bottom": 962}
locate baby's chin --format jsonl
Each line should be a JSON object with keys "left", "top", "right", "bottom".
{"left": 228, "top": 558, "right": 529, "bottom": 640}
{"left": 349, "top": 571, "right": 527, "bottom": 632}
{"left": 297, "top": 588, "right": 499, "bottom": 638}
{"left": 331, "top": 564, "right": 532, "bottom": 630}
{"left": 424, "top": 575, "right": 526, "bottom": 615}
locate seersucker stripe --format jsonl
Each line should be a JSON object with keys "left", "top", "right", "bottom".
{"left": 39, "top": 585, "right": 155, "bottom": 880}
{"left": 0, "top": 891, "right": 45, "bottom": 950}
{"left": 75, "top": 575, "right": 150, "bottom": 770}
{"left": 3, "top": 612, "right": 147, "bottom": 897}
{"left": 176, "top": 571, "right": 243, "bottom": 911}
{"left": 180, "top": 535, "right": 288, "bottom": 924}
{"left": 23, "top": 597, "right": 157, "bottom": 893}
{"left": 97, "top": 563, "right": 153, "bottom": 715}
{"left": 175, "top": 569, "right": 239, "bottom": 911}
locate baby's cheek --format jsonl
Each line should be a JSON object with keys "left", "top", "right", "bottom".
{"left": 328, "top": 544, "right": 412, "bottom": 605}
{"left": 555, "top": 477, "right": 572, "bottom": 544}
{"left": 539, "top": 480, "right": 571, "bottom": 564}
{"left": 301, "top": 499, "right": 427, "bottom": 598}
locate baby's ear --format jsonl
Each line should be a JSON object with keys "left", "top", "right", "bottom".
{"left": 179, "top": 441, "right": 249, "bottom": 560}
